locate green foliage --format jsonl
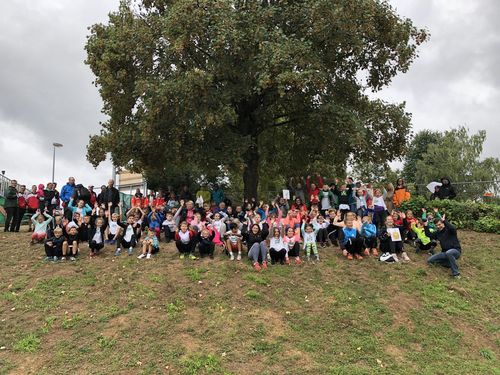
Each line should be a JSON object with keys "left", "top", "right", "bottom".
{"left": 13, "top": 334, "right": 41, "bottom": 353}
{"left": 86, "top": 0, "right": 427, "bottom": 198}
{"left": 402, "top": 130, "right": 442, "bottom": 182}
{"left": 409, "top": 127, "right": 500, "bottom": 199}
{"left": 400, "top": 197, "right": 500, "bottom": 233}
{"left": 181, "top": 353, "right": 224, "bottom": 375}
{"left": 97, "top": 335, "right": 116, "bottom": 349}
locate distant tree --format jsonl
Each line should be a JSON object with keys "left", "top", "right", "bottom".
{"left": 414, "top": 126, "right": 500, "bottom": 199}
{"left": 402, "top": 130, "right": 442, "bottom": 182}
{"left": 350, "top": 160, "right": 399, "bottom": 185}
{"left": 85, "top": 0, "right": 427, "bottom": 199}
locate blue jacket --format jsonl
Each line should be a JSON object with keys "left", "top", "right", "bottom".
{"left": 211, "top": 189, "right": 225, "bottom": 205}
{"left": 341, "top": 227, "right": 358, "bottom": 245}
{"left": 361, "top": 223, "right": 377, "bottom": 238}
{"left": 60, "top": 183, "right": 75, "bottom": 203}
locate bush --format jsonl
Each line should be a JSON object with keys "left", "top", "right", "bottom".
{"left": 399, "top": 198, "right": 500, "bottom": 233}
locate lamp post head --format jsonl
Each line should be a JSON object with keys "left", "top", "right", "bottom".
{"left": 53, "top": 142, "right": 63, "bottom": 148}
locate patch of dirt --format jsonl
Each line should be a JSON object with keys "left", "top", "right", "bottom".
{"left": 384, "top": 289, "right": 421, "bottom": 331}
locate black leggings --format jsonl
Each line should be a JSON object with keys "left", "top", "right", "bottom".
{"left": 4, "top": 207, "right": 18, "bottom": 232}
{"left": 287, "top": 242, "right": 301, "bottom": 257}
{"left": 89, "top": 241, "right": 104, "bottom": 253}
{"left": 364, "top": 237, "right": 377, "bottom": 249}
{"left": 176, "top": 240, "right": 195, "bottom": 254}
{"left": 269, "top": 248, "right": 286, "bottom": 262}
{"left": 44, "top": 244, "right": 63, "bottom": 257}
{"left": 380, "top": 240, "right": 404, "bottom": 255}
{"left": 416, "top": 240, "right": 437, "bottom": 251}
{"left": 199, "top": 242, "right": 214, "bottom": 255}
{"left": 344, "top": 237, "right": 364, "bottom": 255}
{"left": 317, "top": 228, "right": 328, "bottom": 243}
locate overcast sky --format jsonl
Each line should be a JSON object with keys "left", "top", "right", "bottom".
{"left": 0, "top": 0, "right": 498, "bottom": 188}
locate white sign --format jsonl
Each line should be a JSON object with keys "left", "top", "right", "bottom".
{"left": 282, "top": 189, "right": 290, "bottom": 200}
{"left": 387, "top": 228, "right": 402, "bottom": 242}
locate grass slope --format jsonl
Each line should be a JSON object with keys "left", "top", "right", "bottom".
{"left": 0, "top": 230, "right": 499, "bottom": 374}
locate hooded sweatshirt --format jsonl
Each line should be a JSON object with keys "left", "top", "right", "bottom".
{"left": 437, "top": 177, "right": 457, "bottom": 199}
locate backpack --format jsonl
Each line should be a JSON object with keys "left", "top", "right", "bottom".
{"left": 379, "top": 252, "right": 397, "bottom": 263}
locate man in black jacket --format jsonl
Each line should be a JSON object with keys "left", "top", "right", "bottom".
{"left": 103, "top": 179, "right": 120, "bottom": 213}
{"left": 425, "top": 217, "right": 462, "bottom": 278}
{"left": 437, "top": 177, "right": 457, "bottom": 200}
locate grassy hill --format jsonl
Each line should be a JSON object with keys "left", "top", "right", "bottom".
{"left": 0, "top": 230, "right": 498, "bottom": 374}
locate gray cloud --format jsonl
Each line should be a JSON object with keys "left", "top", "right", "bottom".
{"left": 0, "top": 0, "right": 498, "bottom": 188}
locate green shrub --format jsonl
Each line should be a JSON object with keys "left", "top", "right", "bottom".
{"left": 399, "top": 198, "right": 500, "bottom": 233}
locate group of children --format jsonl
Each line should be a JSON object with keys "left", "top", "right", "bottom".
{"left": 26, "top": 177, "right": 447, "bottom": 274}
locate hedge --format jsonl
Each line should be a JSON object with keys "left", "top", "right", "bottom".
{"left": 399, "top": 196, "right": 500, "bottom": 234}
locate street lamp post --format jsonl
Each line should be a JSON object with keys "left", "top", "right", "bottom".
{"left": 52, "top": 142, "right": 63, "bottom": 183}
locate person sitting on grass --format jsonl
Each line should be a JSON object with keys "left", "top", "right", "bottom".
{"left": 44, "top": 227, "right": 65, "bottom": 262}
{"left": 62, "top": 226, "right": 79, "bottom": 261}
{"left": 175, "top": 221, "right": 197, "bottom": 260}
{"left": 283, "top": 226, "right": 302, "bottom": 265}
{"left": 224, "top": 223, "right": 243, "bottom": 261}
{"left": 30, "top": 209, "right": 53, "bottom": 245}
{"left": 333, "top": 214, "right": 364, "bottom": 261}
{"left": 425, "top": 217, "right": 462, "bottom": 278}
{"left": 412, "top": 219, "right": 437, "bottom": 255}
{"left": 197, "top": 227, "right": 216, "bottom": 259}
{"left": 120, "top": 215, "right": 138, "bottom": 256}
{"left": 378, "top": 215, "right": 410, "bottom": 263}
{"left": 361, "top": 215, "right": 378, "bottom": 257}
{"left": 301, "top": 218, "right": 321, "bottom": 262}
{"left": 89, "top": 217, "right": 105, "bottom": 257}
{"left": 269, "top": 226, "right": 287, "bottom": 265}
{"left": 138, "top": 227, "right": 160, "bottom": 259}
{"left": 247, "top": 223, "right": 268, "bottom": 271}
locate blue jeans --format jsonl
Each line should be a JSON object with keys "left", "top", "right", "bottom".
{"left": 427, "top": 249, "right": 461, "bottom": 276}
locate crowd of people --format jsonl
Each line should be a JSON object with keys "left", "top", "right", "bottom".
{"left": 0, "top": 175, "right": 462, "bottom": 278}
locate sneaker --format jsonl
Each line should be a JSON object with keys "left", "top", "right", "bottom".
{"left": 146, "top": 253, "right": 151, "bottom": 259}
{"left": 52, "top": 256, "right": 58, "bottom": 262}
{"left": 237, "top": 253, "right": 242, "bottom": 261}
{"left": 189, "top": 254, "right": 198, "bottom": 260}
{"left": 342, "top": 249, "right": 348, "bottom": 257}
{"left": 70, "top": 256, "right": 76, "bottom": 262}
{"left": 137, "top": 253, "right": 146, "bottom": 259}
{"left": 372, "top": 249, "right": 379, "bottom": 257}
{"left": 307, "top": 256, "right": 311, "bottom": 262}
{"left": 61, "top": 256, "right": 66, "bottom": 261}
{"left": 347, "top": 254, "right": 353, "bottom": 260}
{"left": 295, "top": 257, "right": 302, "bottom": 265}
{"left": 128, "top": 247, "right": 133, "bottom": 256}
{"left": 315, "top": 254, "right": 320, "bottom": 262}
{"left": 364, "top": 249, "right": 370, "bottom": 256}
{"left": 114, "top": 248, "right": 121, "bottom": 256}
{"left": 285, "top": 257, "right": 290, "bottom": 265}
{"left": 354, "top": 254, "right": 363, "bottom": 260}
{"left": 229, "top": 252, "right": 235, "bottom": 261}
{"left": 179, "top": 254, "right": 185, "bottom": 260}
{"left": 262, "top": 261, "right": 268, "bottom": 269}
{"left": 401, "top": 252, "right": 411, "bottom": 262}
{"left": 253, "top": 262, "right": 261, "bottom": 271}
{"left": 453, "top": 274, "right": 461, "bottom": 279}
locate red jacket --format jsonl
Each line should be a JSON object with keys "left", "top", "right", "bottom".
{"left": 306, "top": 176, "right": 324, "bottom": 203}
{"left": 175, "top": 230, "right": 196, "bottom": 242}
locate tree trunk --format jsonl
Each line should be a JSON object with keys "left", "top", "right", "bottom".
{"left": 243, "top": 141, "right": 259, "bottom": 200}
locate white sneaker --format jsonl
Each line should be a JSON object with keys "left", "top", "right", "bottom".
{"left": 70, "top": 256, "right": 76, "bottom": 261}
{"left": 137, "top": 253, "right": 146, "bottom": 259}
{"left": 229, "top": 252, "right": 235, "bottom": 261}
{"left": 393, "top": 254, "right": 400, "bottom": 263}
{"left": 146, "top": 253, "right": 151, "bottom": 259}
{"left": 402, "top": 252, "right": 411, "bottom": 262}
{"left": 236, "top": 253, "right": 242, "bottom": 261}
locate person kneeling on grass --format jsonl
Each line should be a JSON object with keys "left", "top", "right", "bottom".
{"left": 425, "top": 217, "right": 462, "bottom": 278}
{"left": 175, "top": 221, "right": 197, "bottom": 260}
{"left": 247, "top": 224, "right": 268, "bottom": 271}
{"left": 44, "top": 227, "right": 65, "bottom": 262}
{"left": 138, "top": 227, "right": 160, "bottom": 259}
{"left": 62, "top": 226, "right": 79, "bottom": 261}
{"left": 30, "top": 210, "right": 53, "bottom": 245}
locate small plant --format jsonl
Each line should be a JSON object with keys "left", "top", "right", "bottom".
{"left": 97, "top": 335, "right": 116, "bottom": 349}
{"left": 13, "top": 333, "right": 41, "bottom": 353}
{"left": 166, "top": 299, "right": 185, "bottom": 320}
{"left": 181, "top": 353, "right": 223, "bottom": 375}
{"left": 245, "top": 290, "right": 262, "bottom": 299}
{"left": 479, "top": 348, "right": 495, "bottom": 360}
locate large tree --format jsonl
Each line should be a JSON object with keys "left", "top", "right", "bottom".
{"left": 85, "top": 0, "right": 427, "bottom": 199}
